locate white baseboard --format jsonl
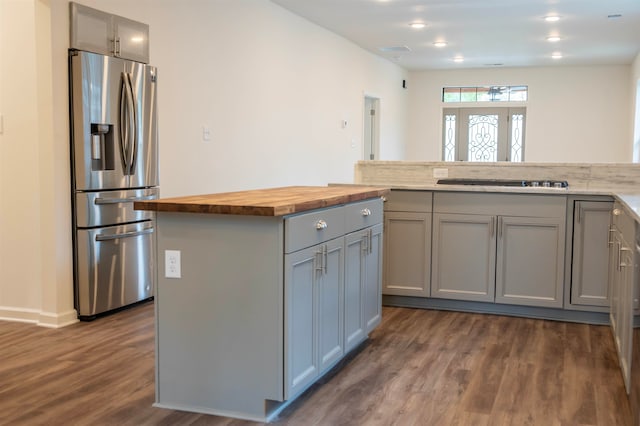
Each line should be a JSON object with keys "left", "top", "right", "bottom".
{"left": 38, "top": 310, "right": 79, "bottom": 328}
{"left": 0, "top": 306, "right": 78, "bottom": 328}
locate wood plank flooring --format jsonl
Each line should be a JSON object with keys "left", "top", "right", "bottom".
{"left": 0, "top": 303, "right": 631, "bottom": 425}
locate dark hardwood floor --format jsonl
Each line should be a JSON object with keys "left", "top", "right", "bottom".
{"left": 0, "top": 303, "right": 631, "bottom": 425}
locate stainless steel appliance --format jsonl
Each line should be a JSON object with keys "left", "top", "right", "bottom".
{"left": 69, "top": 49, "right": 158, "bottom": 320}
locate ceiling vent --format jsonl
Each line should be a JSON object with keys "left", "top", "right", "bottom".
{"left": 378, "top": 46, "right": 411, "bottom": 53}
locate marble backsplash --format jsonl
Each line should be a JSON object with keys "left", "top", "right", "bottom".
{"left": 354, "top": 161, "right": 640, "bottom": 191}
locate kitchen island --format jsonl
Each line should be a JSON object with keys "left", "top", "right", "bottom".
{"left": 135, "top": 185, "right": 388, "bottom": 422}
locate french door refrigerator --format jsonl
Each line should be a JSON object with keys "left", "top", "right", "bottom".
{"left": 69, "top": 49, "right": 158, "bottom": 320}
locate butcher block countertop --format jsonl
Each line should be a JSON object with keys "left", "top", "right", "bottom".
{"left": 134, "top": 185, "right": 389, "bottom": 216}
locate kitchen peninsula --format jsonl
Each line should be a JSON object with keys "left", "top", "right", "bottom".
{"left": 135, "top": 185, "right": 388, "bottom": 422}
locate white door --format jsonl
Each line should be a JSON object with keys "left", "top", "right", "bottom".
{"left": 364, "top": 96, "right": 380, "bottom": 160}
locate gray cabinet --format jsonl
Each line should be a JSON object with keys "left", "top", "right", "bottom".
{"left": 431, "top": 213, "right": 495, "bottom": 302}
{"left": 70, "top": 2, "right": 150, "bottom": 63}
{"left": 154, "top": 196, "right": 384, "bottom": 421}
{"left": 383, "top": 190, "right": 432, "bottom": 297}
{"left": 431, "top": 192, "right": 566, "bottom": 308}
{"left": 570, "top": 200, "right": 614, "bottom": 308}
{"left": 495, "top": 216, "right": 565, "bottom": 308}
{"left": 609, "top": 203, "right": 636, "bottom": 393}
{"left": 285, "top": 236, "right": 344, "bottom": 398}
{"left": 284, "top": 197, "right": 383, "bottom": 400}
{"left": 344, "top": 223, "right": 383, "bottom": 352}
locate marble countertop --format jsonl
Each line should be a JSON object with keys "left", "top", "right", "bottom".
{"left": 375, "top": 183, "right": 640, "bottom": 224}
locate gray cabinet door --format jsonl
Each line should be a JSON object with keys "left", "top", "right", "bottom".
{"left": 495, "top": 216, "right": 565, "bottom": 308}
{"left": 285, "top": 237, "right": 344, "bottom": 398}
{"left": 431, "top": 213, "right": 496, "bottom": 302}
{"left": 285, "top": 245, "right": 319, "bottom": 399}
{"left": 318, "top": 238, "right": 345, "bottom": 374}
{"left": 344, "top": 223, "right": 383, "bottom": 352}
{"left": 344, "top": 231, "right": 366, "bottom": 352}
{"left": 571, "top": 201, "right": 613, "bottom": 307}
{"left": 112, "top": 16, "right": 150, "bottom": 63}
{"left": 383, "top": 212, "right": 431, "bottom": 297}
{"left": 364, "top": 223, "right": 383, "bottom": 333}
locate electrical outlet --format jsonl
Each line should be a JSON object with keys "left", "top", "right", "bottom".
{"left": 165, "top": 250, "right": 181, "bottom": 278}
{"left": 433, "top": 168, "right": 449, "bottom": 178}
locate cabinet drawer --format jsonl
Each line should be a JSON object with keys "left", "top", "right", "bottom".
{"left": 384, "top": 190, "right": 432, "bottom": 212}
{"left": 285, "top": 206, "right": 345, "bottom": 253}
{"left": 345, "top": 198, "right": 383, "bottom": 233}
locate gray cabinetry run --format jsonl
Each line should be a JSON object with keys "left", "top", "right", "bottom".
{"left": 382, "top": 190, "right": 432, "bottom": 297}
{"left": 569, "top": 199, "right": 614, "bottom": 310}
{"left": 609, "top": 202, "right": 636, "bottom": 393}
{"left": 431, "top": 192, "right": 566, "bottom": 308}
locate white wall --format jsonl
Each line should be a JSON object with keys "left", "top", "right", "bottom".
{"left": 407, "top": 65, "right": 631, "bottom": 162}
{"left": 0, "top": 0, "right": 408, "bottom": 324}
{"left": 0, "top": 0, "right": 76, "bottom": 326}
{"left": 60, "top": 0, "right": 409, "bottom": 197}
{"left": 632, "top": 53, "right": 640, "bottom": 162}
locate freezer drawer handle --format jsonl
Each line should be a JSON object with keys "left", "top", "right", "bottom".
{"left": 94, "top": 195, "right": 156, "bottom": 205}
{"left": 95, "top": 227, "right": 154, "bottom": 242}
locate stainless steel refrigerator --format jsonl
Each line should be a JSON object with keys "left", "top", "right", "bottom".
{"left": 69, "top": 49, "right": 158, "bottom": 320}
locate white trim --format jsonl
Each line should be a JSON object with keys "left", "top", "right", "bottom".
{"left": 38, "top": 310, "right": 79, "bottom": 328}
{"left": 0, "top": 306, "right": 79, "bottom": 328}
{"left": 0, "top": 306, "right": 40, "bottom": 323}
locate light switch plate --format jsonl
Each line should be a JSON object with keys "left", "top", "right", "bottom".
{"left": 165, "top": 250, "right": 181, "bottom": 278}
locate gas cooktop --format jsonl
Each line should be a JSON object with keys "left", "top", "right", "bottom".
{"left": 436, "top": 179, "right": 569, "bottom": 188}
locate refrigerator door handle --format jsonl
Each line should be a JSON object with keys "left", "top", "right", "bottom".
{"left": 94, "top": 195, "right": 156, "bottom": 205}
{"left": 119, "top": 72, "right": 137, "bottom": 175}
{"left": 95, "top": 227, "right": 154, "bottom": 242}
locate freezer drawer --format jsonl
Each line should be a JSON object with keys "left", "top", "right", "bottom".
{"left": 75, "top": 221, "right": 155, "bottom": 318}
{"left": 75, "top": 187, "right": 158, "bottom": 227}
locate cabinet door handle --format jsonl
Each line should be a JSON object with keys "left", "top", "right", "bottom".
{"left": 362, "top": 233, "right": 368, "bottom": 254}
{"left": 617, "top": 241, "right": 622, "bottom": 271}
{"left": 369, "top": 228, "right": 373, "bottom": 254}
{"left": 490, "top": 218, "right": 495, "bottom": 237}
{"left": 608, "top": 228, "right": 616, "bottom": 247}
{"left": 498, "top": 217, "right": 503, "bottom": 239}
{"left": 323, "top": 245, "right": 328, "bottom": 274}
{"left": 315, "top": 250, "right": 323, "bottom": 273}
{"left": 315, "top": 220, "right": 328, "bottom": 230}
{"left": 361, "top": 208, "right": 372, "bottom": 216}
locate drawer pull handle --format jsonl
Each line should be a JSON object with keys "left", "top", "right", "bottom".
{"left": 381, "top": 196, "right": 387, "bottom": 202}
{"left": 361, "top": 208, "right": 372, "bottom": 216}
{"left": 315, "top": 220, "right": 328, "bottom": 230}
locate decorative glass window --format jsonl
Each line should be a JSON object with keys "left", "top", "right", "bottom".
{"left": 442, "top": 107, "right": 526, "bottom": 162}
{"left": 442, "top": 86, "right": 528, "bottom": 103}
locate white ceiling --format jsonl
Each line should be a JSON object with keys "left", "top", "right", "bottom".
{"left": 270, "top": 0, "right": 640, "bottom": 70}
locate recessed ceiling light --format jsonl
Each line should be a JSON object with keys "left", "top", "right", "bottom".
{"left": 551, "top": 52, "right": 563, "bottom": 59}
{"left": 433, "top": 41, "right": 447, "bottom": 48}
{"left": 544, "top": 15, "right": 560, "bottom": 22}
{"left": 409, "top": 22, "right": 426, "bottom": 29}
{"left": 546, "top": 35, "right": 561, "bottom": 42}
{"left": 453, "top": 56, "right": 464, "bottom": 63}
